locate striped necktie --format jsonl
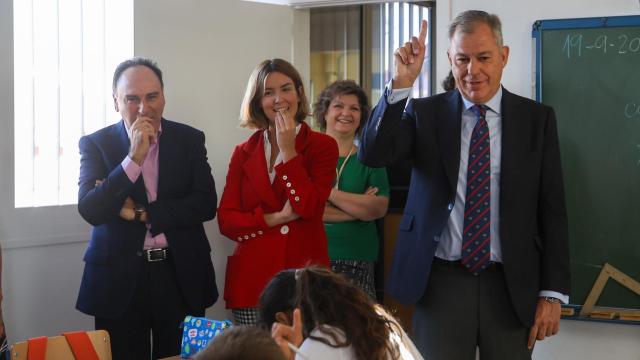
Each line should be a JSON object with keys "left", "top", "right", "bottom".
{"left": 461, "top": 104, "right": 491, "bottom": 275}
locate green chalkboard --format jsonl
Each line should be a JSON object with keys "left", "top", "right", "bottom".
{"left": 534, "top": 16, "right": 640, "bottom": 310}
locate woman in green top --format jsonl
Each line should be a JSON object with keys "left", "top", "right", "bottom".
{"left": 314, "top": 80, "right": 390, "bottom": 299}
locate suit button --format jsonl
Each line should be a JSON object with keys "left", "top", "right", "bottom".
{"left": 251, "top": 233, "right": 256, "bottom": 238}
{"left": 447, "top": 202, "right": 454, "bottom": 211}
{"left": 244, "top": 235, "right": 249, "bottom": 240}
{"left": 294, "top": 196, "right": 300, "bottom": 202}
{"left": 286, "top": 182, "right": 292, "bottom": 188}
{"left": 290, "top": 189, "right": 295, "bottom": 195}
{"left": 237, "top": 236, "right": 242, "bottom": 241}
{"left": 280, "top": 225, "right": 289, "bottom": 235}
{"left": 258, "top": 230, "right": 263, "bottom": 235}
{"left": 282, "top": 175, "right": 288, "bottom": 180}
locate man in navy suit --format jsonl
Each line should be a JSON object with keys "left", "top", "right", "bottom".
{"left": 359, "top": 11, "right": 570, "bottom": 359}
{"left": 76, "top": 57, "right": 218, "bottom": 359}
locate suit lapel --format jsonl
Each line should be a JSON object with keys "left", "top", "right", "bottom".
{"left": 114, "top": 121, "right": 131, "bottom": 167}
{"left": 242, "top": 131, "right": 281, "bottom": 209}
{"left": 438, "top": 91, "right": 463, "bottom": 190}
{"left": 294, "top": 122, "right": 311, "bottom": 155}
{"left": 157, "top": 119, "right": 169, "bottom": 202}
{"left": 499, "top": 88, "right": 528, "bottom": 212}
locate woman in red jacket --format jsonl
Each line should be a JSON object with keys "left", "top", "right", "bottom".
{"left": 218, "top": 59, "right": 338, "bottom": 325}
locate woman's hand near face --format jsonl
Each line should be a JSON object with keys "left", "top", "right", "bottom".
{"left": 275, "top": 109, "right": 298, "bottom": 162}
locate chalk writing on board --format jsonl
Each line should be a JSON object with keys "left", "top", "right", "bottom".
{"left": 625, "top": 102, "right": 640, "bottom": 119}
{"left": 562, "top": 33, "right": 640, "bottom": 58}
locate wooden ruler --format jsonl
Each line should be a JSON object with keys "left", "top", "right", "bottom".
{"left": 579, "top": 263, "right": 640, "bottom": 318}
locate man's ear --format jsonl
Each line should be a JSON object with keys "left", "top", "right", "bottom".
{"left": 275, "top": 311, "right": 292, "bottom": 326}
{"left": 113, "top": 94, "right": 119, "bottom": 112}
{"left": 501, "top": 45, "right": 510, "bottom": 68}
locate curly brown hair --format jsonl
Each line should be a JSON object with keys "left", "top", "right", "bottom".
{"left": 312, "top": 80, "right": 370, "bottom": 136}
{"left": 239, "top": 58, "right": 310, "bottom": 129}
{"left": 296, "top": 266, "right": 399, "bottom": 360}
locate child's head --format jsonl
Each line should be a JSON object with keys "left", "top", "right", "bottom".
{"left": 258, "top": 266, "right": 399, "bottom": 360}
{"left": 194, "top": 325, "right": 286, "bottom": 360}
{"left": 257, "top": 269, "right": 297, "bottom": 329}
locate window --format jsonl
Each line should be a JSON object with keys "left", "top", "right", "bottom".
{"left": 13, "top": 0, "right": 133, "bottom": 208}
{"left": 369, "top": 2, "right": 433, "bottom": 101}
{"left": 309, "top": 5, "right": 361, "bottom": 104}
{"left": 310, "top": 2, "right": 433, "bottom": 112}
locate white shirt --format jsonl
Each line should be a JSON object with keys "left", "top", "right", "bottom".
{"left": 297, "top": 321, "right": 423, "bottom": 360}
{"left": 437, "top": 89, "right": 503, "bottom": 262}
{"left": 297, "top": 326, "right": 355, "bottom": 360}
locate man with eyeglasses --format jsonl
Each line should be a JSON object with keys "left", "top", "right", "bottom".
{"left": 76, "top": 57, "right": 219, "bottom": 359}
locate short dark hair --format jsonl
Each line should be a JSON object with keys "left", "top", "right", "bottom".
{"left": 257, "top": 269, "right": 297, "bottom": 330}
{"left": 194, "top": 326, "right": 286, "bottom": 360}
{"left": 239, "top": 59, "right": 310, "bottom": 129}
{"left": 313, "top": 80, "right": 370, "bottom": 136}
{"left": 112, "top": 57, "right": 164, "bottom": 93}
{"left": 448, "top": 10, "right": 504, "bottom": 48}
{"left": 442, "top": 70, "right": 456, "bottom": 92}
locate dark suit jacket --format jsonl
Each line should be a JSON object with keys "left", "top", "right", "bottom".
{"left": 359, "top": 88, "right": 570, "bottom": 326}
{"left": 76, "top": 119, "right": 218, "bottom": 319}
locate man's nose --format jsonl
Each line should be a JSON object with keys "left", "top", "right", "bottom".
{"left": 467, "top": 59, "right": 479, "bottom": 75}
{"left": 138, "top": 101, "right": 147, "bottom": 116}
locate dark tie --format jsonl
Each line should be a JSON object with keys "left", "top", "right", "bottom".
{"left": 461, "top": 104, "right": 491, "bottom": 275}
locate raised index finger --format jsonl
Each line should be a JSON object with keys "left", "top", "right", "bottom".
{"left": 418, "top": 19, "right": 428, "bottom": 44}
{"left": 292, "top": 308, "right": 302, "bottom": 333}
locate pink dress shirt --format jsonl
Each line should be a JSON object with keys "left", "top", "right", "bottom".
{"left": 121, "top": 127, "right": 168, "bottom": 250}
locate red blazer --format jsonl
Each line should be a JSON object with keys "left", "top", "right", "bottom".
{"left": 218, "top": 122, "right": 338, "bottom": 308}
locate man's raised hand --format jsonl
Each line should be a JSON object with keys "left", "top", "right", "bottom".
{"left": 128, "top": 115, "right": 157, "bottom": 165}
{"left": 393, "top": 19, "right": 428, "bottom": 89}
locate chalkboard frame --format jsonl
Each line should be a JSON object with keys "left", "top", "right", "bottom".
{"left": 532, "top": 15, "right": 640, "bottom": 325}
{"left": 533, "top": 15, "right": 640, "bottom": 100}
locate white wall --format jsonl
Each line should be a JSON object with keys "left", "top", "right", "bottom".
{"left": 435, "top": 0, "right": 640, "bottom": 359}
{"left": 0, "top": 0, "right": 308, "bottom": 343}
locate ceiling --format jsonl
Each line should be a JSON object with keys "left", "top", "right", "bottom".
{"left": 242, "top": 0, "right": 386, "bottom": 9}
